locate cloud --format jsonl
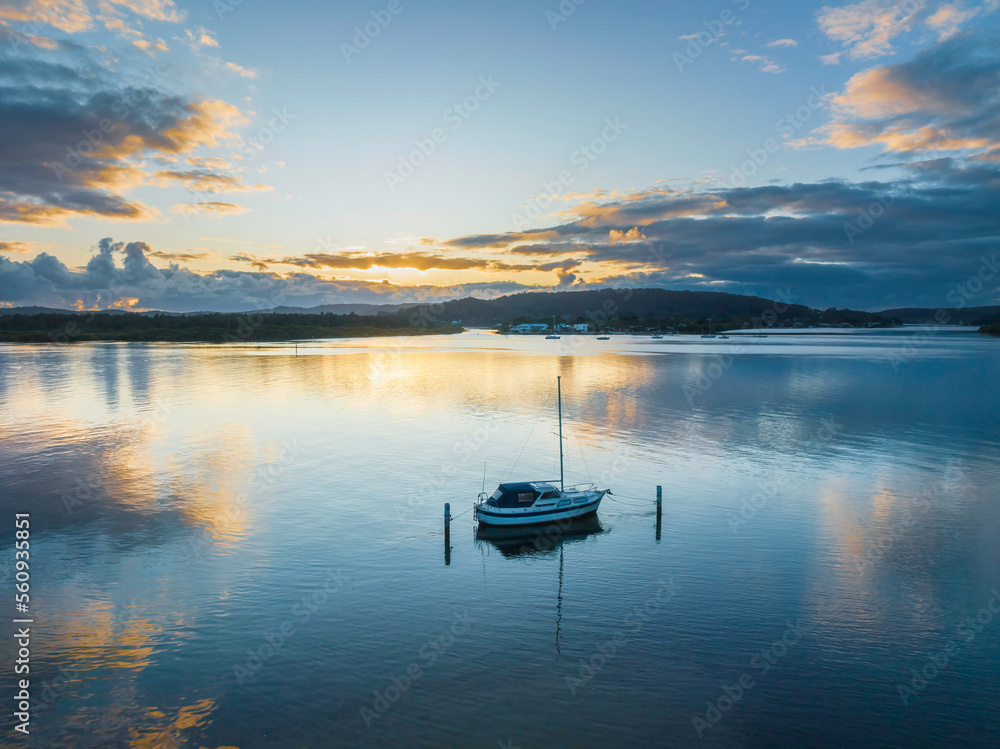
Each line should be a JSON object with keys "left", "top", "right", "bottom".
{"left": 154, "top": 170, "right": 270, "bottom": 193}
{"left": 145, "top": 249, "right": 210, "bottom": 261}
{"left": 816, "top": 0, "right": 995, "bottom": 60}
{"left": 0, "top": 0, "right": 95, "bottom": 33}
{"left": 178, "top": 26, "right": 218, "bottom": 48}
{"left": 608, "top": 227, "right": 646, "bottom": 244}
{"left": 224, "top": 61, "right": 258, "bottom": 79}
{"left": 767, "top": 38, "right": 799, "bottom": 47}
{"left": 812, "top": 30, "right": 1000, "bottom": 154}
{"left": 132, "top": 38, "right": 170, "bottom": 54}
{"left": 437, "top": 158, "right": 1000, "bottom": 310}
{"left": 816, "top": 0, "right": 926, "bottom": 60}
{"left": 926, "top": 1, "right": 985, "bottom": 39}
{"left": 233, "top": 251, "right": 581, "bottom": 275}
{"left": 0, "top": 241, "right": 38, "bottom": 253}
{"left": 738, "top": 53, "right": 785, "bottom": 73}
{"left": 0, "top": 31, "right": 249, "bottom": 225}
{"left": 0, "top": 238, "right": 543, "bottom": 312}
{"left": 171, "top": 202, "right": 249, "bottom": 216}
{"left": 105, "top": 0, "right": 184, "bottom": 23}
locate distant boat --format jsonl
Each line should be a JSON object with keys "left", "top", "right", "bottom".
{"left": 545, "top": 334, "right": 561, "bottom": 339}
{"left": 546, "top": 314, "right": 561, "bottom": 339}
{"left": 651, "top": 333, "right": 663, "bottom": 339}
{"left": 701, "top": 318, "right": 717, "bottom": 338}
{"left": 597, "top": 335, "right": 610, "bottom": 340}
{"left": 718, "top": 334, "right": 729, "bottom": 339}
{"left": 475, "top": 377, "right": 608, "bottom": 527}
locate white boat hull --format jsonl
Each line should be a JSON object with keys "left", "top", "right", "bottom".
{"left": 476, "top": 490, "right": 606, "bottom": 527}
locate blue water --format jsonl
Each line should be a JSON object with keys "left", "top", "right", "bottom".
{"left": 0, "top": 328, "right": 998, "bottom": 747}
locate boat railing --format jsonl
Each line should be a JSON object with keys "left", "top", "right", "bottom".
{"left": 563, "top": 482, "right": 599, "bottom": 493}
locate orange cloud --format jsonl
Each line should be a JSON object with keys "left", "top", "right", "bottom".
{"left": 0, "top": 0, "right": 94, "bottom": 33}
{"left": 171, "top": 201, "right": 249, "bottom": 216}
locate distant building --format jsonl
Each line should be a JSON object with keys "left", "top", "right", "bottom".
{"left": 511, "top": 323, "right": 549, "bottom": 333}
{"left": 573, "top": 323, "right": 589, "bottom": 332}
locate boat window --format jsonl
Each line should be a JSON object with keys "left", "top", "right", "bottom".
{"left": 557, "top": 499, "right": 571, "bottom": 507}
{"left": 490, "top": 489, "right": 502, "bottom": 500}
{"left": 574, "top": 497, "right": 589, "bottom": 504}
{"left": 540, "top": 491, "right": 559, "bottom": 500}
{"left": 518, "top": 492, "right": 535, "bottom": 503}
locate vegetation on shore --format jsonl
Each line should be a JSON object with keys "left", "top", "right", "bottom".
{"left": 979, "top": 323, "right": 1000, "bottom": 336}
{"left": 0, "top": 311, "right": 461, "bottom": 343}
{"left": 407, "top": 288, "right": 897, "bottom": 332}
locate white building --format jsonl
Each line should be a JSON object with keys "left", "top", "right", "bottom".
{"left": 511, "top": 323, "right": 550, "bottom": 333}
{"left": 573, "top": 323, "right": 589, "bottom": 332}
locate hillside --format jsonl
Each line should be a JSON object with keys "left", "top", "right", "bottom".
{"left": 408, "top": 288, "right": 889, "bottom": 330}
{"left": 264, "top": 303, "right": 418, "bottom": 315}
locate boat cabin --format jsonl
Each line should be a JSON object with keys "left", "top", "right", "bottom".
{"left": 485, "top": 482, "right": 562, "bottom": 508}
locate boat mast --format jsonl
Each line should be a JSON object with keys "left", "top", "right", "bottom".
{"left": 557, "top": 376, "right": 564, "bottom": 491}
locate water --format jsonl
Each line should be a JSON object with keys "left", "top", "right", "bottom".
{"left": 1, "top": 329, "right": 998, "bottom": 748}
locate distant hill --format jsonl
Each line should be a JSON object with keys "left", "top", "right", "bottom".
{"left": 263, "top": 303, "right": 418, "bottom": 316}
{"left": 414, "top": 288, "right": 818, "bottom": 325}
{"left": 400, "top": 288, "right": 885, "bottom": 330}
{"left": 0, "top": 306, "right": 222, "bottom": 317}
{"left": 878, "top": 305, "right": 1000, "bottom": 324}
{"left": 0, "top": 306, "right": 74, "bottom": 316}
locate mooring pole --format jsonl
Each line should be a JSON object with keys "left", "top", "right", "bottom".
{"left": 444, "top": 503, "right": 451, "bottom": 566}
{"left": 656, "top": 485, "right": 662, "bottom": 540}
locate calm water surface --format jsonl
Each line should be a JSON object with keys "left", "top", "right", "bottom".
{"left": 0, "top": 329, "right": 998, "bottom": 748}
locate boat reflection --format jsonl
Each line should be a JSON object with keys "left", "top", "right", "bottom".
{"left": 474, "top": 514, "right": 606, "bottom": 559}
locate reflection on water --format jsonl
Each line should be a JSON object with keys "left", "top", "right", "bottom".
{"left": 474, "top": 515, "right": 607, "bottom": 559}
{"left": 0, "top": 330, "right": 998, "bottom": 747}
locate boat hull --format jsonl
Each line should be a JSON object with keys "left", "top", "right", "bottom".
{"left": 475, "top": 492, "right": 605, "bottom": 527}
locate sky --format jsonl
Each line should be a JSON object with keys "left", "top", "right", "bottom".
{"left": 0, "top": 0, "right": 999, "bottom": 312}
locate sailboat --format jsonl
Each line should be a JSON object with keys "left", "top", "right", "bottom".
{"left": 545, "top": 315, "right": 561, "bottom": 339}
{"left": 475, "top": 377, "right": 608, "bottom": 527}
{"left": 701, "top": 318, "right": 717, "bottom": 338}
